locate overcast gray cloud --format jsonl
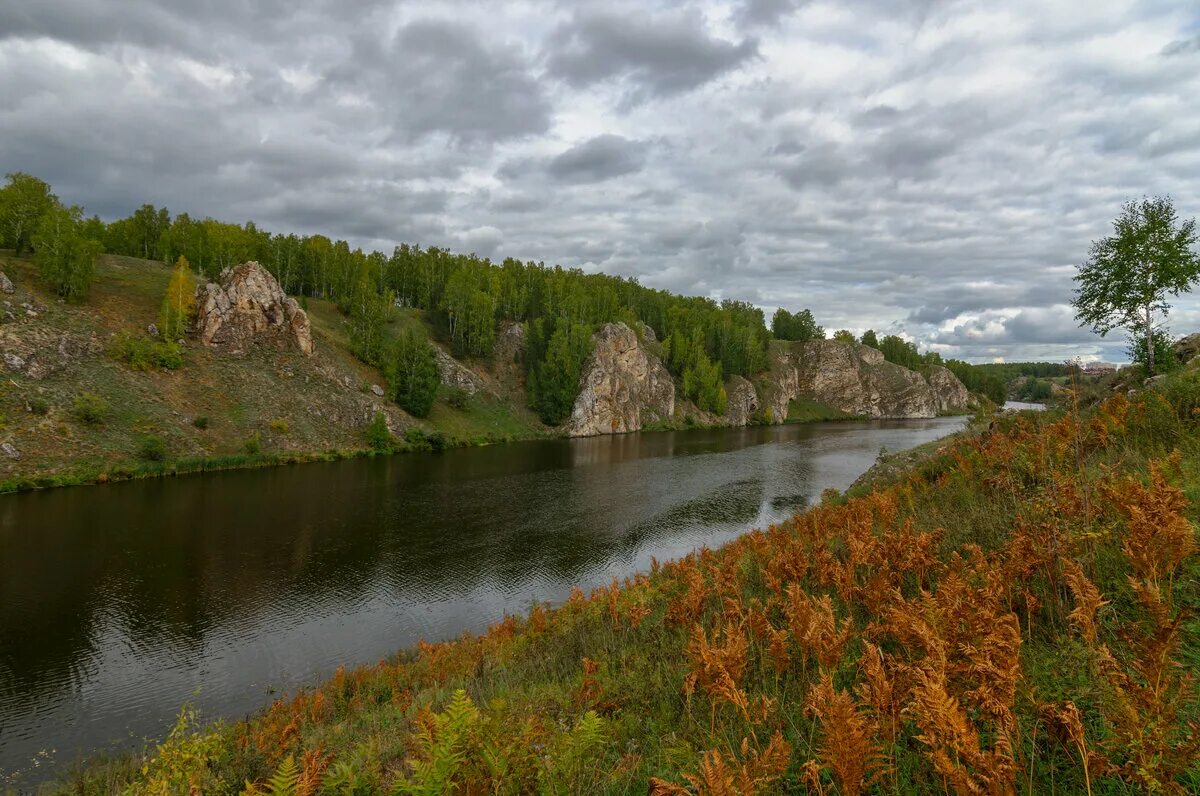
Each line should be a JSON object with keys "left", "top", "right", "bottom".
{"left": 548, "top": 135, "right": 649, "bottom": 183}
{"left": 2, "top": 0, "right": 1199, "bottom": 362}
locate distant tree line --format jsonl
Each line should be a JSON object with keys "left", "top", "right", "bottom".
{"left": 2, "top": 172, "right": 1017, "bottom": 421}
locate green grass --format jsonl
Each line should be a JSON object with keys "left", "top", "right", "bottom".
{"left": 785, "top": 397, "right": 859, "bottom": 422}
{"left": 425, "top": 387, "right": 546, "bottom": 444}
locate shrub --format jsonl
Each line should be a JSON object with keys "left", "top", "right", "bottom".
{"left": 137, "top": 435, "right": 168, "bottom": 462}
{"left": 73, "top": 392, "right": 109, "bottom": 425}
{"left": 268, "top": 418, "right": 290, "bottom": 435}
{"left": 27, "top": 398, "right": 49, "bottom": 416}
{"left": 403, "top": 427, "right": 430, "bottom": 451}
{"left": 243, "top": 432, "right": 262, "bottom": 455}
{"left": 444, "top": 386, "right": 470, "bottom": 410}
{"left": 363, "top": 412, "right": 393, "bottom": 452}
{"left": 401, "top": 427, "right": 446, "bottom": 452}
{"left": 192, "top": 416, "right": 209, "bottom": 430}
{"left": 109, "top": 331, "right": 182, "bottom": 371}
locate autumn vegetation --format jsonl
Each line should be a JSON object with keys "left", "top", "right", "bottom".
{"left": 54, "top": 370, "right": 1200, "bottom": 794}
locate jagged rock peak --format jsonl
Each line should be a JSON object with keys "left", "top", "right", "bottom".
{"left": 193, "top": 262, "right": 313, "bottom": 355}
{"left": 566, "top": 322, "right": 674, "bottom": 437}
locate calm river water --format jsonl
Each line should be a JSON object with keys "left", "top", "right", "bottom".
{"left": 0, "top": 417, "right": 964, "bottom": 783}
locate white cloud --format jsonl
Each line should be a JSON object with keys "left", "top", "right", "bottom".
{"left": 1, "top": 0, "right": 1198, "bottom": 362}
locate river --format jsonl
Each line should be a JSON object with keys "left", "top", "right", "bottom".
{"left": 0, "top": 417, "right": 964, "bottom": 784}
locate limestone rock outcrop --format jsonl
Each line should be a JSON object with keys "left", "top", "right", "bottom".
{"left": 435, "top": 347, "right": 488, "bottom": 395}
{"left": 1173, "top": 333, "right": 1200, "bottom": 366}
{"left": 0, "top": 271, "right": 13, "bottom": 293}
{"left": 724, "top": 375, "right": 760, "bottom": 426}
{"left": 925, "top": 365, "right": 972, "bottom": 414}
{"left": 565, "top": 322, "right": 674, "bottom": 437}
{"left": 193, "top": 262, "right": 313, "bottom": 355}
{"left": 764, "top": 340, "right": 968, "bottom": 420}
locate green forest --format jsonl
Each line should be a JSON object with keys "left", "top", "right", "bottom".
{"left": 1, "top": 172, "right": 1007, "bottom": 420}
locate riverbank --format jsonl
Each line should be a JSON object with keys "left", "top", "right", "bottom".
{"left": 42, "top": 371, "right": 1200, "bottom": 794}
{"left": 0, "top": 402, "right": 877, "bottom": 495}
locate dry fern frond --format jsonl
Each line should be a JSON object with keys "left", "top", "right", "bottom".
{"left": 805, "top": 674, "right": 884, "bottom": 796}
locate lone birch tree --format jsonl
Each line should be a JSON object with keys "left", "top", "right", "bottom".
{"left": 1073, "top": 196, "right": 1199, "bottom": 374}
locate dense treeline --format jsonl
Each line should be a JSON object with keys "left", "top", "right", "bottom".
{"left": 2, "top": 171, "right": 1014, "bottom": 420}
{"left": 973, "top": 361, "right": 1079, "bottom": 382}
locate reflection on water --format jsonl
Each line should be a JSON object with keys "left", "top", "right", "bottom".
{"left": 0, "top": 417, "right": 964, "bottom": 782}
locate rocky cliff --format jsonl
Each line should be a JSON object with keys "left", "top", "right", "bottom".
{"left": 764, "top": 340, "right": 969, "bottom": 421}
{"left": 925, "top": 365, "right": 972, "bottom": 414}
{"left": 562, "top": 327, "right": 971, "bottom": 436}
{"left": 193, "top": 262, "right": 314, "bottom": 355}
{"left": 565, "top": 322, "right": 674, "bottom": 437}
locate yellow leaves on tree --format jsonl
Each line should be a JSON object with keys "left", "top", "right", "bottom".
{"left": 159, "top": 254, "right": 197, "bottom": 340}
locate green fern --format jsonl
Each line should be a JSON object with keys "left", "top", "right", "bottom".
{"left": 537, "top": 711, "right": 608, "bottom": 793}
{"left": 322, "top": 760, "right": 373, "bottom": 795}
{"left": 392, "top": 689, "right": 481, "bottom": 795}
{"left": 242, "top": 755, "right": 299, "bottom": 796}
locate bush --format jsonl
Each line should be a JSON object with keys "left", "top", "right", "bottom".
{"left": 1158, "top": 367, "right": 1200, "bottom": 420}
{"left": 401, "top": 427, "right": 447, "bottom": 452}
{"left": 27, "top": 398, "right": 49, "bottom": 416}
{"left": 137, "top": 435, "right": 168, "bottom": 462}
{"left": 363, "top": 412, "right": 393, "bottom": 452}
{"left": 243, "top": 432, "right": 262, "bottom": 455}
{"left": 109, "top": 331, "right": 182, "bottom": 371}
{"left": 192, "top": 416, "right": 209, "bottom": 430}
{"left": 387, "top": 330, "right": 440, "bottom": 418}
{"left": 444, "top": 386, "right": 470, "bottom": 410}
{"left": 268, "top": 418, "right": 290, "bottom": 434}
{"left": 403, "top": 427, "right": 430, "bottom": 451}
{"left": 73, "top": 392, "right": 109, "bottom": 425}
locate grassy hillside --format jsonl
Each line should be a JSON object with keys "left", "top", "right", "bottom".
{"left": 0, "top": 253, "right": 544, "bottom": 491}
{"left": 51, "top": 374, "right": 1200, "bottom": 794}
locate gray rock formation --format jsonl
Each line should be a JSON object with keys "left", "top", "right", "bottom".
{"left": 0, "top": 271, "right": 13, "bottom": 293}
{"left": 566, "top": 322, "right": 674, "bottom": 437}
{"left": 724, "top": 375, "right": 760, "bottom": 426}
{"left": 193, "top": 262, "right": 313, "bottom": 355}
{"left": 925, "top": 365, "right": 972, "bottom": 414}
{"left": 1, "top": 442, "right": 18, "bottom": 460}
{"left": 435, "top": 347, "right": 488, "bottom": 395}
{"left": 765, "top": 340, "right": 968, "bottom": 420}
{"left": 1173, "top": 333, "right": 1200, "bottom": 366}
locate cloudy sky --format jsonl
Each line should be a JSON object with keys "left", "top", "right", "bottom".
{"left": 2, "top": 0, "right": 1199, "bottom": 362}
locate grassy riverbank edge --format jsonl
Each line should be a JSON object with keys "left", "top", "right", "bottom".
{"left": 0, "top": 400, "right": 894, "bottom": 495}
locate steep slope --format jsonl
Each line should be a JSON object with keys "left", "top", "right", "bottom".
{"left": 0, "top": 253, "right": 543, "bottom": 489}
